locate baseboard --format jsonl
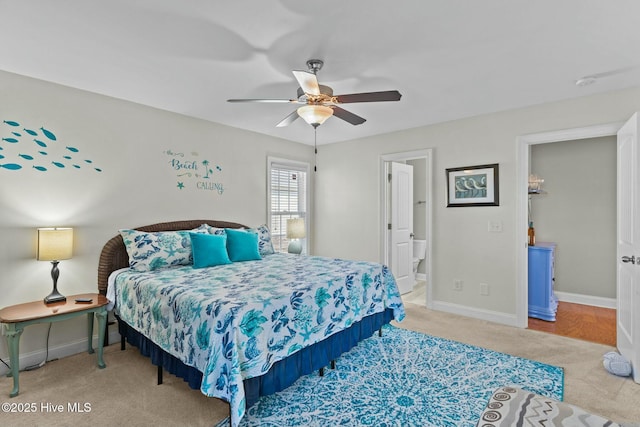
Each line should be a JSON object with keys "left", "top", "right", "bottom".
{"left": 430, "top": 300, "right": 520, "bottom": 328}
{"left": 0, "top": 328, "right": 121, "bottom": 377}
{"left": 416, "top": 273, "right": 427, "bottom": 281}
{"left": 554, "top": 291, "right": 616, "bottom": 309}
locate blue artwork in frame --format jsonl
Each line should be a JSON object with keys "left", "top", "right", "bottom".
{"left": 446, "top": 163, "right": 499, "bottom": 207}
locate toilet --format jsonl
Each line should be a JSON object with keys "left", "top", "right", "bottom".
{"left": 412, "top": 239, "right": 427, "bottom": 283}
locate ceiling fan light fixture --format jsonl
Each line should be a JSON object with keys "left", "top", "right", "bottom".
{"left": 297, "top": 105, "right": 333, "bottom": 127}
{"left": 229, "top": 60, "right": 400, "bottom": 128}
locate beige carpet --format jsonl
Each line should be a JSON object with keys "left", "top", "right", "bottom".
{"left": 1, "top": 303, "right": 638, "bottom": 426}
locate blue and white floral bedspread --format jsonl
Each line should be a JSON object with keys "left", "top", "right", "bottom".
{"left": 112, "top": 253, "right": 404, "bottom": 427}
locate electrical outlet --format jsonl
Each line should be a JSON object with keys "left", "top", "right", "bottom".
{"left": 480, "top": 283, "right": 489, "bottom": 296}
{"left": 454, "top": 279, "right": 463, "bottom": 291}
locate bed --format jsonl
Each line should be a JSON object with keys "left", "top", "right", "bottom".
{"left": 98, "top": 219, "right": 405, "bottom": 427}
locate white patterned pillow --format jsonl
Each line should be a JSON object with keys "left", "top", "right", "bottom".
{"left": 253, "top": 224, "right": 275, "bottom": 256}
{"left": 120, "top": 229, "right": 204, "bottom": 271}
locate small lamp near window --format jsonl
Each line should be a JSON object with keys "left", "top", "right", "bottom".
{"left": 37, "top": 227, "right": 73, "bottom": 304}
{"left": 286, "top": 218, "right": 305, "bottom": 255}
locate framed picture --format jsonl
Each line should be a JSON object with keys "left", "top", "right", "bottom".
{"left": 446, "top": 163, "right": 499, "bottom": 207}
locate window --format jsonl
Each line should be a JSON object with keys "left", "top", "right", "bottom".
{"left": 268, "top": 157, "right": 309, "bottom": 253}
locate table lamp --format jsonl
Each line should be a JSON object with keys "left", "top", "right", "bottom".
{"left": 286, "top": 218, "right": 305, "bottom": 255}
{"left": 37, "top": 227, "right": 73, "bottom": 304}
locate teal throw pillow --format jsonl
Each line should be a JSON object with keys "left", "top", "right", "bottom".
{"left": 189, "top": 232, "right": 231, "bottom": 268}
{"left": 225, "top": 228, "right": 262, "bottom": 262}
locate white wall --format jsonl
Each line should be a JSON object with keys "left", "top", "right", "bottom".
{"left": 531, "top": 136, "right": 616, "bottom": 300}
{"left": 314, "top": 86, "right": 640, "bottom": 323}
{"left": 0, "top": 70, "right": 313, "bottom": 368}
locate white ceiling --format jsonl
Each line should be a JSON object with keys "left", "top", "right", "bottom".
{"left": 2, "top": 0, "right": 640, "bottom": 145}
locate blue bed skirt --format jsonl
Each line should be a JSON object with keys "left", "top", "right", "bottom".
{"left": 117, "top": 308, "right": 394, "bottom": 408}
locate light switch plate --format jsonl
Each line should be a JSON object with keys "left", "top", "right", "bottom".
{"left": 488, "top": 220, "right": 503, "bottom": 232}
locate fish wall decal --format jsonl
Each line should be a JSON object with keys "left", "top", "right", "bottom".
{"left": 40, "top": 127, "right": 57, "bottom": 141}
{"left": 1, "top": 163, "right": 22, "bottom": 170}
{"left": 2, "top": 120, "right": 102, "bottom": 173}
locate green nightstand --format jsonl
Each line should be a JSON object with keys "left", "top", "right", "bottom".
{"left": 0, "top": 293, "right": 108, "bottom": 397}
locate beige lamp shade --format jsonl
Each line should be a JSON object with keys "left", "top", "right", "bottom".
{"left": 37, "top": 228, "right": 73, "bottom": 261}
{"left": 286, "top": 218, "right": 306, "bottom": 239}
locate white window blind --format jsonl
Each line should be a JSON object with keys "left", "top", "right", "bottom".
{"left": 268, "top": 159, "right": 309, "bottom": 253}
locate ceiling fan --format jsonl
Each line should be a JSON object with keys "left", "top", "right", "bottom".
{"left": 227, "top": 59, "right": 402, "bottom": 128}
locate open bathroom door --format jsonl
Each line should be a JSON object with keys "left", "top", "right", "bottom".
{"left": 390, "top": 162, "right": 414, "bottom": 294}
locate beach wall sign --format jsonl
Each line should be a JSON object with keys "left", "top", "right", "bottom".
{"left": 164, "top": 149, "right": 224, "bottom": 195}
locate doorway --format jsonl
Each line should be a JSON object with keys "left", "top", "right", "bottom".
{"left": 380, "top": 149, "right": 433, "bottom": 306}
{"left": 516, "top": 123, "right": 623, "bottom": 328}
{"left": 526, "top": 136, "right": 617, "bottom": 346}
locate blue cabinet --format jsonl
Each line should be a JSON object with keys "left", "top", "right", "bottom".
{"left": 528, "top": 242, "right": 557, "bottom": 321}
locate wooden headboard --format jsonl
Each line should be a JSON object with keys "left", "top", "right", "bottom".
{"left": 97, "top": 219, "right": 248, "bottom": 295}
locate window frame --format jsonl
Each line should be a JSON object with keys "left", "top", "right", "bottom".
{"left": 267, "top": 156, "right": 310, "bottom": 254}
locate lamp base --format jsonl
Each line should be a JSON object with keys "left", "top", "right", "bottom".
{"left": 44, "top": 290, "right": 66, "bottom": 304}
{"left": 288, "top": 240, "right": 303, "bottom": 255}
{"left": 44, "top": 260, "right": 66, "bottom": 304}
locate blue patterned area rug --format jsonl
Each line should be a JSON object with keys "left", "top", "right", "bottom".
{"left": 217, "top": 324, "right": 564, "bottom": 427}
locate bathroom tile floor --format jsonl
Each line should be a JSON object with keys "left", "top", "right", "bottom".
{"left": 401, "top": 280, "right": 427, "bottom": 306}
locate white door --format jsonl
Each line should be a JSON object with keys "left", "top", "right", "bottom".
{"left": 617, "top": 112, "right": 640, "bottom": 383}
{"left": 390, "top": 162, "right": 414, "bottom": 294}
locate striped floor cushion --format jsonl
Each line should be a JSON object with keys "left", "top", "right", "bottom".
{"left": 477, "top": 386, "right": 627, "bottom": 427}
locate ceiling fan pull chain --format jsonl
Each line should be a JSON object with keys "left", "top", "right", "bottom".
{"left": 314, "top": 126, "right": 318, "bottom": 172}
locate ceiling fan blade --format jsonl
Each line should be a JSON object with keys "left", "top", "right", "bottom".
{"left": 275, "top": 110, "right": 300, "bottom": 127}
{"left": 292, "top": 70, "right": 320, "bottom": 95}
{"left": 331, "top": 106, "right": 366, "bottom": 126}
{"left": 334, "top": 90, "right": 402, "bottom": 104}
{"left": 227, "top": 98, "right": 299, "bottom": 103}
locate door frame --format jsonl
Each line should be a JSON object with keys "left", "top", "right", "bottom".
{"left": 515, "top": 122, "right": 623, "bottom": 328}
{"left": 380, "top": 149, "right": 433, "bottom": 307}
